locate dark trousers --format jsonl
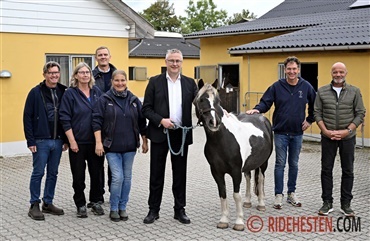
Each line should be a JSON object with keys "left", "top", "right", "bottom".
{"left": 69, "top": 144, "right": 105, "bottom": 207}
{"left": 148, "top": 129, "right": 188, "bottom": 213}
{"left": 321, "top": 136, "right": 355, "bottom": 205}
{"left": 99, "top": 160, "right": 111, "bottom": 198}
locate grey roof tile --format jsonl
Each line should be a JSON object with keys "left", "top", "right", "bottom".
{"left": 229, "top": 8, "right": 370, "bottom": 52}
{"left": 129, "top": 37, "right": 200, "bottom": 58}
{"left": 184, "top": 0, "right": 369, "bottom": 52}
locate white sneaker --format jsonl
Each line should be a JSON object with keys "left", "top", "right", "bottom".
{"left": 273, "top": 194, "right": 283, "bottom": 209}
{"left": 287, "top": 192, "right": 302, "bottom": 207}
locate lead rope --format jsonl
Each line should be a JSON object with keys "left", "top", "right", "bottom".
{"left": 164, "top": 124, "right": 198, "bottom": 156}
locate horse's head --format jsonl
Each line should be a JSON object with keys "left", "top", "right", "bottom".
{"left": 193, "top": 82, "right": 224, "bottom": 132}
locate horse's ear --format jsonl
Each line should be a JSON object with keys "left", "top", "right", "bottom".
{"left": 198, "top": 79, "right": 204, "bottom": 89}
{"left": 212, "top": 79, "right": 218, "bottom": 89}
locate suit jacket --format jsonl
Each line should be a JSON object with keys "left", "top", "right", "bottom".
{"left": 142, "top": 73, "right": 198, "bottom": 144}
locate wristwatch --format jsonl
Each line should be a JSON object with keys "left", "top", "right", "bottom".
{"left": 347, "top": 128, "right": 353, "bottom": 134}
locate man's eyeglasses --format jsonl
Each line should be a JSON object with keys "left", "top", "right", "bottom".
{"left": 78, "top": 71, "right": 90, "bottom": 75}
{"left": 47, "top": 71, "right": 60, "bottom": 75}
{"left": 166, "top": 59, "right": 183, "bottom": 64}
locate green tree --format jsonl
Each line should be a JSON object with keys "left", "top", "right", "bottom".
{"left": 227, "top": 9, "right": 257, "bottom": 25}
{"left": 140, "top": 0, "right": 182, "bottom": 33}
{"left": 180, "top": 0, "right": 228, "bottom": 34}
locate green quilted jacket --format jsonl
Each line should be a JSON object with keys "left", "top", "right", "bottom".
{"left": 314, "top": 81, "right": 366, "bottom": 139}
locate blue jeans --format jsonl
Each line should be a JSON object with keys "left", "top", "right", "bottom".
{"left": 106, "top": 152, "right": 136, "bottom": 211}
{"left": 30, "top": 139, "right": 63, "bottom": 204}
{"left": 274, "top": 134, "right": 303, "bottom": 195}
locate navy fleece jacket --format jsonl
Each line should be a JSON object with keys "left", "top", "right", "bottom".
{"left": 59, "top": 86, "right": 102, "bottom": 144}
{"left": 254, "top": 77, "right": 316, "bottom": 135}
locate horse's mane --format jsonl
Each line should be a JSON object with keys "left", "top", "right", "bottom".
{"left": 196, "top": 83, "right": 218, "bottom": 100}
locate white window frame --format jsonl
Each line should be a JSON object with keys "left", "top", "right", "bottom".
{"left": 46, "top": 54, "right": 94, "bottom": 86}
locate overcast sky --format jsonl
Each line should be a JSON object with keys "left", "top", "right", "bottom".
{"left": 125, "top": 0, "right": 285, "bottom": 18}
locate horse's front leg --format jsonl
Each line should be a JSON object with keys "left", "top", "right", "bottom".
{"left": 212, "top": 172, "right": 229, "bottom": 229}
{"left": 233, "top": 192, "right": 244, "bottom": 231}
{"left": 219, "top": 197, "right": 229, "bottom": 229}
{"left": 232, "top": 171, "right": 244, "bottom": 231}
{"left": 243, "top": 171, "right": 252, "bottom": 208}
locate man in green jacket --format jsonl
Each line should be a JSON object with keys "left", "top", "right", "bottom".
{"left": 314, "top": 62, "right": 366, "bottom": 217}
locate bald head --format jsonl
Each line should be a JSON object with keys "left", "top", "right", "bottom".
{"left": 331, "top": 62, "right": 347, "bottom": 85}
{"left": 332, "top": 62, "right": 347, "bottom": 72}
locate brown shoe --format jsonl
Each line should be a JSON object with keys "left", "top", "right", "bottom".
{"left": 28, "top": 203, "right": 45, "bottom": 220}
{"left": 42, "top": 203, "right": 64, "bottom": 215}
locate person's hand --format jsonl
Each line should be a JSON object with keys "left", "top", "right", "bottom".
{"left": 142, "top": 141, "right": 148, "bottom": 154}
{"left": 246, "top": 109, "right": 260, "bottom": 115}
{"left": 223, "top": 109, "right": 230, "bottom": 117}
{"left": 161, "top": 118, "right": 175, "bottom": 129}
{"left": 329, "top": 130, "right": 349, "bottom": 140}
{"left": 95, "top": 142, "right": 104, "bottom": 156}
{"left": 302, "top": 120, "right": 311, "bottom": 131}
{"left": 69, "top": 141, "right": 79, "bottom": 153}
{"left": 62, "top": 143, "right": 69, "bottom": 151}
{"left": 29, "top": 146, "right": 37, "bottom": 153}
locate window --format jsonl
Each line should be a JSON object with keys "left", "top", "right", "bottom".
{"left": 194, "top": 66, "right": 200, "bottom": 79}
{"left": 161, "top": 66, "right": 166, "bottom": 74}
{"left": 194, "top": 65, "right": 217, "bottom": 82}
{"left": 278, "top": 62, "right": 318, "bottom": 91}
{"left": 128, "top": 67, "right": 147, "bottom": 81}
{"left": 278, "top": 63, "right": 285, "bottom": 79}
{"left": 278, "top": 62, "right": 303, "bottom": 79}
{"left": 46, "top": 55, "right": 94, "bottom": 86}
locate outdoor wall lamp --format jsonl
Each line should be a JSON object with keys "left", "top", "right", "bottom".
{"left": 0, "top": 70, "right": 12, "bottom": 78}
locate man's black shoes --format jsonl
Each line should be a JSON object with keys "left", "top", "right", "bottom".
{"left": 143, "top": 211, "right": 159, "bottom": 224}
{"left": 174, "top": 209, "right": 191, "bottom": 224}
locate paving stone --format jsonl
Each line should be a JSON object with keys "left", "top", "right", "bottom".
{"left": 0, "top": 124, "right": 369, "bottom": 240}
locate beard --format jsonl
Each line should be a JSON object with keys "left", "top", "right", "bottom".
{"left": 333, "top": 78, "right": 345, "bottom": 84}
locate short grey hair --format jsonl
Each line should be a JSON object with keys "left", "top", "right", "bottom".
{"left": 165, "top": 49, "right": 183, "bottom": 60}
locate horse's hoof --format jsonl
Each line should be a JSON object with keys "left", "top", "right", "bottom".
{"left": 233, "top": 224, "right": 245, "bottom": 231}
{"left": 257, "top": 205, "right": 266, "bottom": 211}
{"left": 243, "top": 202, "right": 252, "bottom": 208}
{"left": 217, "top": 222, "right": 229, "bottom": 229}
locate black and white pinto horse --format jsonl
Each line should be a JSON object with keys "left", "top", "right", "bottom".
{"left": 193, "top": 83, "right": 273, "bottom": 231}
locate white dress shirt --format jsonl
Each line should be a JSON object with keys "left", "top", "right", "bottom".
{"left": 166, "top": 72, "right": 182, "bottom": 126}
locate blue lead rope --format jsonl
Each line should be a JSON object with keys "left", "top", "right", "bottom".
{"left": 164, "top": 125, "right": 196, "bottom": 156}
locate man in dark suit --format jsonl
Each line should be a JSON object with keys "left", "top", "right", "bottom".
{"left": 142, "top": 49, "right": 198, "bottom": 224}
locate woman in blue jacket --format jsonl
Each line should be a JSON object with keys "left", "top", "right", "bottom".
{"left": 59, "top": 62, "right": 105, "bottom": 218}
{"left": 92, "top": 70, "right": 148, "bottom": 222}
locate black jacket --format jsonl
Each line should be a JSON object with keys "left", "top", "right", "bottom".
{"left": 23, "top": 81, "right": 67, "bottom": 147}
{"left": 92, "top": 63, "right": 117, "bottom": 92}
{"left": 142, "top": 73, "right": 198, "bottom": 144}
{"left": 92, "top": 90, "right": 147, "bottom": 152}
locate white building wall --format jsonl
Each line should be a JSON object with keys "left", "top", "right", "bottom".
{"left": 1, "top": 0, "right": 130, "bottom": 37}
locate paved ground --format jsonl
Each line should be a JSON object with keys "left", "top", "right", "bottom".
{"left": 1, "top": 124, "right": 369, "bottom": 241}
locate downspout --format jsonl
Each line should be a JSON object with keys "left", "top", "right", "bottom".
{"left": 247, "top": 55, "right": 251, "bottom": 111}
{"left": 129, "top": 39, "right": 144, "bottom": 55}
